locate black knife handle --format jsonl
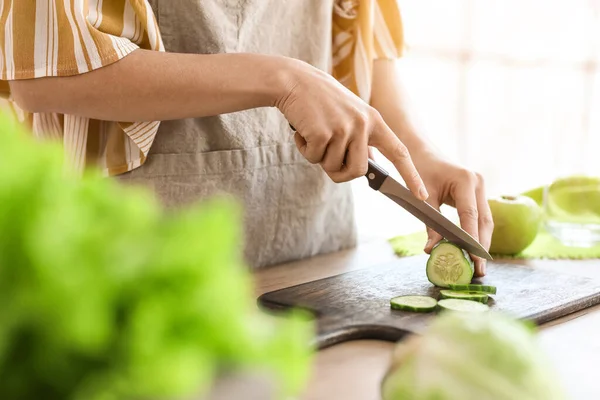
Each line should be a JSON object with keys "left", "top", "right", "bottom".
{"left": 366, "top": 159, "right": 388, "bottom": 191}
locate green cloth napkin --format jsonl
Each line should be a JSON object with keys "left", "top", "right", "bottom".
{"left": 390, "top": 182, "right": 600, "bottom": 260}
{"left": 390, "top": 181, "right": 600, "bottom": 259}
{"left": 389, "top": 229, "right": 600, "bottom": 260}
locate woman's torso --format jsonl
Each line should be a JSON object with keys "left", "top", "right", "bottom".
{"left": 120, "top": 0, "right": 357, "bottom": 268}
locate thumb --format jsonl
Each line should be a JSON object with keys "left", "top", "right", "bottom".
{"left": 424, "top": 198, "right": 443, "bottom": 254}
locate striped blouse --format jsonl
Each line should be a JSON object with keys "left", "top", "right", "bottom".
{"left": 0, "top": 0, "right": 404, "bottom": 176}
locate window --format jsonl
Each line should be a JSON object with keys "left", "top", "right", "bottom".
{"left": 353, "top": 0, "right": 600, "bottom": 243}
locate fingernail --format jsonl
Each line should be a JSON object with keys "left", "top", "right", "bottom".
{"left": 419, "top": 186, "right": 429, "bottom": 200}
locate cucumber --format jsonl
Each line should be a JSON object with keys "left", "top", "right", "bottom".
{"left": 448, "top": 284, "right": 497, "bottom": 295}
{"left": 437, "top": 298, "right": 489, "bottom": 313}
{"left": 426, "top": 240, "right": 474, "bottom": 288}
{"left": 390, "top": 295, "right": 437, "bottom": 313}
{"left": 439, "top": 290, "right": 488, "bottom": 304}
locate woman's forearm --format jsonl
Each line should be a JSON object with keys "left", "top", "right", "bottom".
{"left": 9, "top": 49, "right": 430, "bottom": 194}
{"left": 370, "top": 59, "right": 438, "bottom": 157}
{"left": 9, "top": 49, "right": 292, "bottom": 122}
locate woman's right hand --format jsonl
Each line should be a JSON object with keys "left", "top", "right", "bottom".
{"left": 274, "top": 58, "right": 429, "bottom": 200}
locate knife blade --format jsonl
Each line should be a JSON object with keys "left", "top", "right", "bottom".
{"left": 366, "top": 159, "right": 493, "bottom": 260}
{"left": 285, "top": 124, "right": 491, "bottom": 260}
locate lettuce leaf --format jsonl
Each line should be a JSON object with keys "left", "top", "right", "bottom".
{"left": 0, "top": 114, "right": 313, "bottom": 399}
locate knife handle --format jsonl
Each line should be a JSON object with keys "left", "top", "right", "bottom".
{"left": 366, "top": 159, "right": 389, "bottom": 191}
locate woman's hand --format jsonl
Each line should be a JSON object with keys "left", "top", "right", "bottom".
{"left": 414, "top": 150, "right": 494, "bottom": 277}
{"left": 368, "top": 58, "right": 492, "bottom": 276}
{"left": 274, "top": 59, "right": 429, "bottom": 200}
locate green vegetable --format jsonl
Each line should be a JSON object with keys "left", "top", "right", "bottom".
{"left": 426, "top": 241, "right": 474, "bottom": 288}
{"left": 448, "top": 284, "right": 497, "bottom": 295}
{"left": 0, "top": 114, "right": 313, "bottom": 399}
{"left": 437, "top": 299, "right": 489, "bottom": 313}
{"left": 390, "top": 296, "right": 437, "bottom": 313}
{"left": 382, "top": 312, "right": 566, "bottom": 400}
{"left": 488, "top": 195, "right": 541, "bottom": 255}
{"left": 439, "top": 290, "right": 488, "bottom": 304}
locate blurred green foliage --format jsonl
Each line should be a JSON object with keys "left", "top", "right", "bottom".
{"left": 0, "top": 115, "right": 313, "bottom": 399}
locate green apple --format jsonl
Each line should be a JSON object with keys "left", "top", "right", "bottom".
{"left": 488, "top": 195, "right": 542, "bottom": 255}
{"left": 546, "top": 176, "right": 600, "bottom": 224}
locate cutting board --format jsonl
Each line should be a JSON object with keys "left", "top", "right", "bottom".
{"left": 258, "top": 256, "right": 600, "bottom": 349}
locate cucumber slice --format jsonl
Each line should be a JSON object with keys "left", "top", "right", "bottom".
{"left": 439, "top": 290, "right": 488, "bottom": 304}
{"left": 437, "top": 298, "right": 489, "bottom": 313}
{"left": 426, "top": 241, "right": 474, "bottom": 288}
{"left": 390, "top": 295, "right": 437, "bottom": 313}
{"left": 448, "top": 284, "right": 497, "bottom": 295}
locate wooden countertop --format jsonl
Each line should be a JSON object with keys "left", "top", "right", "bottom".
{"left": 253, "top": 241, "right": 600, "bottom": 400}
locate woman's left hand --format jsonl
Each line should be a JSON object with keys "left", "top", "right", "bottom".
{"left": 368, "top": 59, "right": 493, "bottom": 276}
{"left": 413, "top": 150, "right": 494, "bottom": 277}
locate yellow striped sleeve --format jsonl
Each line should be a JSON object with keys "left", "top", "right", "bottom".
{"left": 0, "top": 1, "right": 164, "bottom": 177}
{"left": 332, "top": 0, "right": 405, "bottom": 101}
{"left": 0, "top": 0, "right": 141, "bottom": 80}
{"left": 373, "top": 0, "right": 404, "bottom": 59}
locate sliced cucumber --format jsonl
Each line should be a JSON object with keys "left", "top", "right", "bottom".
{"left": 448, "top": 284, "right": 497, "bottom": 295}
{"left": 439, "top": 290, "right": 488, "bottom": 304}
{"left": 426, "top": 240, "right": 474, "bottom": 288}
{"left": 390, "top": 295, "right": 437, "bottom": 313}
{"left": 437, "top": 298, "right": 489, "bottom": 313}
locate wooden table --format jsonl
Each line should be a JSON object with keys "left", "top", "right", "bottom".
{"left": 253, "top": 241, "right": 600, "bottom": 400}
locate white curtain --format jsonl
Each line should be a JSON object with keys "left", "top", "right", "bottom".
{"left": 353, "top": 0, "right": 600, "bottom": 243}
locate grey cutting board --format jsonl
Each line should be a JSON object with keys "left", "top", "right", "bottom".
{"left": 258, "top": 256, "right": 600, "bottom": 349}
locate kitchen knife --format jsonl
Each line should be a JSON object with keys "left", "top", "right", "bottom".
{"left": 286, "top": 123, "right": 491, "bottom": 260}
{"left": 366, "top": 159, "right": 493, "bottom": 260}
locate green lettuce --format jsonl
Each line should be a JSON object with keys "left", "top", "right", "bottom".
{"left": 0, "top": 114, "right": 313, "bottom": 399}
{"left": 382, "top": 312, "right": 565, "bottom": 400}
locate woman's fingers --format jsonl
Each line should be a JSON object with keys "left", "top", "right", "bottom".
{"left": 321, "top": 138, "right": 348, "bottom": 174}
{"left": 476, "top": 173, "right": 494, "bottom": 255}
{"left": 293, "top": 131, "right": 306, "bottom": 153}
{"left": 452, "top": 172, "right": 487, "bottom": 277}
{"left": 294, "top": 131, "right": 327, "bottom": 164}
{"left": 474, "top": 175, "right": 494, "bottom": 277}
{"left": 284, "top": 65, "right": 423, "bottom": 188}
{"left": 287, "top": 77, "right": 425, "bottom": 190}
{"left": 370, "top": 117, "right": 428, "bottom": 201}
{"left": 454, "top": 184, "right": 479, "bottom": 242}
{"left": 424, "top": 197, "right": 444, "bottom": 253}
{"left": 327, "top": 138, "right": 368, "bottom": 183}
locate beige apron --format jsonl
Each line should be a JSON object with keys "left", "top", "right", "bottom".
{"left": 120, "top": 0, "right": 357, "bottom": 268}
